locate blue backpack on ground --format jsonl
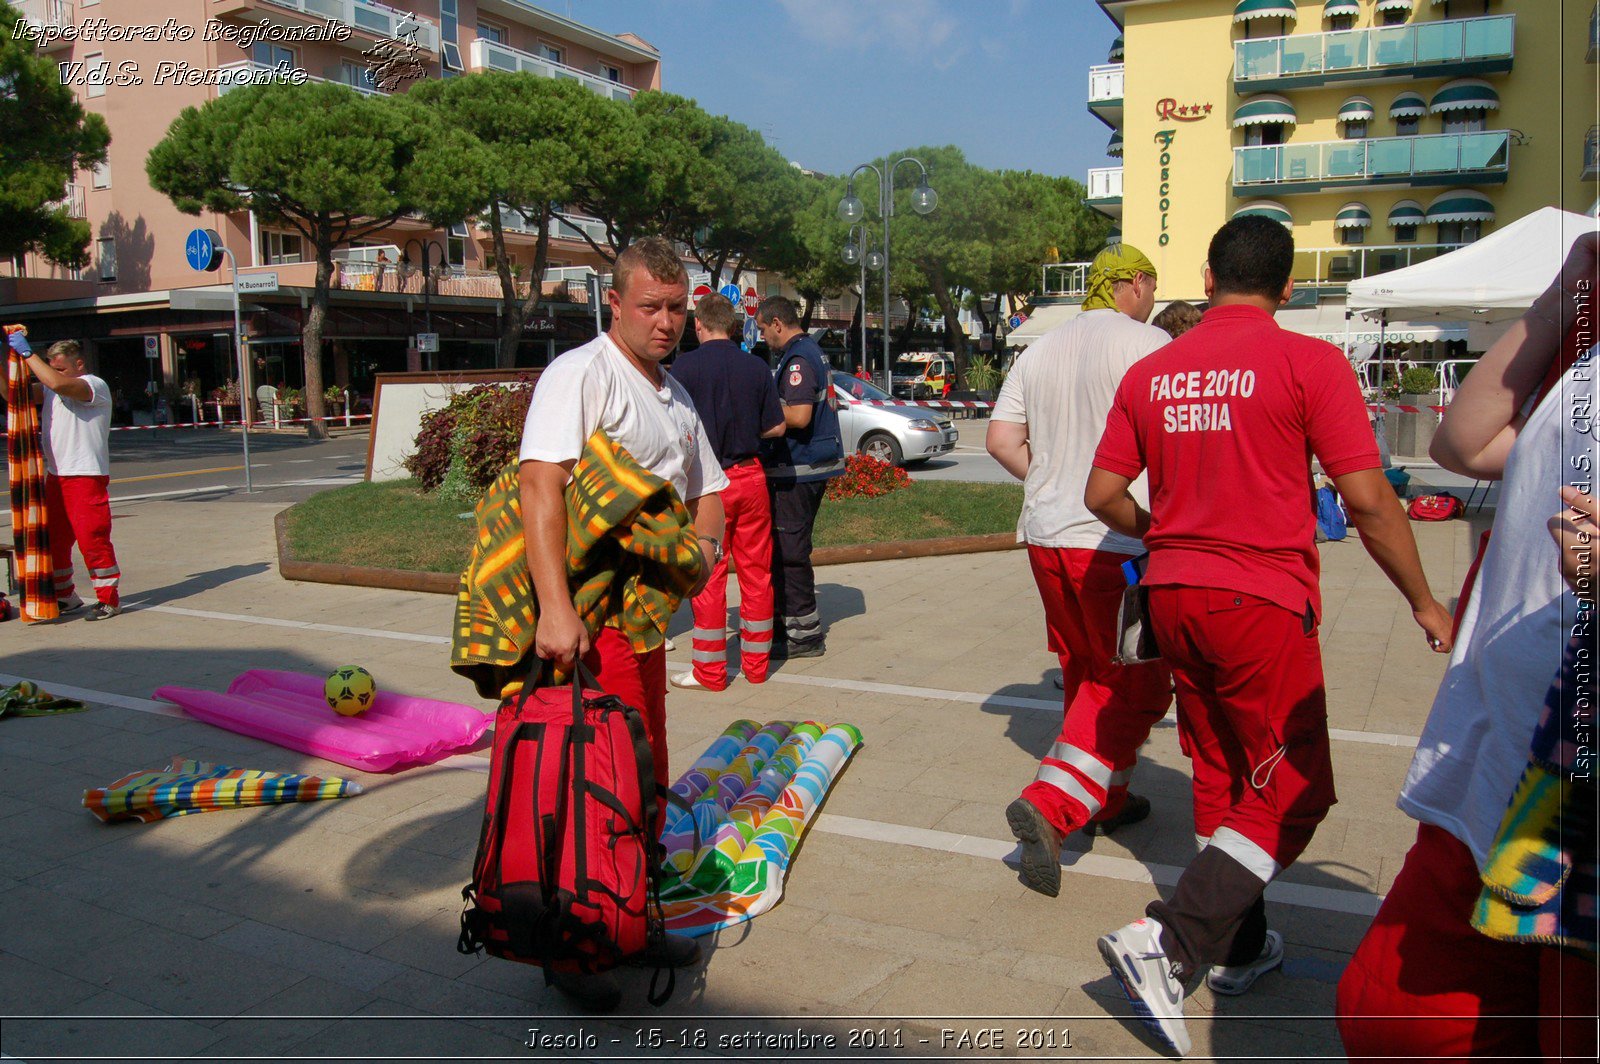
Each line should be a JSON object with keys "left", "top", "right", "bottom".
{"left": 1316, "top": 485, "right": 1348, "bottom": 541}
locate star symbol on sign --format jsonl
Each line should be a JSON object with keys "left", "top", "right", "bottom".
{"left": 1203, "top": 103, "right": 1214, "bottom": 113}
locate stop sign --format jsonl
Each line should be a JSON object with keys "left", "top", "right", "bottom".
{"left": 743, "top": 287, "right": 759, "bottom": 316}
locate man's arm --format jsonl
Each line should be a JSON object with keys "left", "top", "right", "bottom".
{"left": 782, "top": 403, "right": 813, "bottom": 430}
{"left": 9, "top": 335, "right": 92, "bottom": 402}
{"left": 1332, "top": 467, "right": 1453, "bottom": 652}
{"left": 1431, "top": 232, "right": 1597, "bottom": 479}
{"left": 985, "top": 419, "right": 1031, "bottom": 480}
{"left": 761, "top": 420, "right": 786, "bottom": 439}
{"left": 1085, "top": 467, "right": 1150, "bottom": 540}
{"left": 518, "top": 459, "right": 589, "bottom": 666}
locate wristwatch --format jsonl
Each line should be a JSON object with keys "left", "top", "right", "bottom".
{"left": 700, "top": 537, "right": 724, "bottom": 567}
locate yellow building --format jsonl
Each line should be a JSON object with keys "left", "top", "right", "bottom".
{"left": 1078, "top": 0, "right": 1597, "bottom": 351}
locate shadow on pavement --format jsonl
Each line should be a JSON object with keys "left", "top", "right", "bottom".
{"left": 124, "top": 563, "right": 273, "bottom": 608}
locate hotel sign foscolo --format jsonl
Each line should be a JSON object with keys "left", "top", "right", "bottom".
{"left": 1152, "top": 98, "right": 1212, "bottom": 246}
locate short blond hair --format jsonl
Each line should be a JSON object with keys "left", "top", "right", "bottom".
{"left": 612, "top": 236, "right": 687, "bottom": 297}
{"left": 46, "top": 339, "right": 83, "bottom": 362}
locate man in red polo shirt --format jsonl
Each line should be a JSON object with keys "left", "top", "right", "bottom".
{"left": 1084, "top": 216, "right": 1454, "bottom": 1056}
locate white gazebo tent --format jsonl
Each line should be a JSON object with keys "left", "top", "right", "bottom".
{"left": 1345, "top": 204, "right": 1595, "bottom": 487}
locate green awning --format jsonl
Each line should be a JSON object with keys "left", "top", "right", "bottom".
{"left": 1425, "top": 190, "right": 1495, "bottom": 223}
{"left": 1430, "top": 78, "right": 1500, "bottom": 114}
{"left": 1387, "top": 199, "right": 1426, "bottom": 226}
{"left": 1234, "top": 0, "right": 1299, "bottom": 22}
{"left": 1324, "top": 0, "right": 1361, "bottom": 16}
{"left": 1233, "top": 200, "right": 1293, "bottom": 227}
{"left": 1390, "top": 91, "right": 1428, "bottom": 119}
{"left": 1108, "top": 34, "right": 1124, "bottom": 62}
{"left": 1334, "top": 202, "right": 1373, "bottom": 229}
{"left": 1232, "top": 94, "right": 1298, "bottom": 128}
{"left": 1338, "top": 95, "right": 1376, "bottom": 122}
{"left": 1106, "top": 226, "right": 1123, "bottom": 246}
{"left": 1375, "top": 0, "right": 1413, "bottom": 12}
{"left": 1107, "top": 130, "right": 1124, "bottom": 158}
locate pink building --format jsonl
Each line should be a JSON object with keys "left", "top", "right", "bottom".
{"left": 1, "top": 0, "right": 661, "bottom": 422}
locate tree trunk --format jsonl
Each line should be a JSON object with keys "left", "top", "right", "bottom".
{"left": 512, "top": 206, "right": 553, "bottom": 367}
{"left": 799, "top": 293, "right": 815, "bottom": 332}
{"left": 895, "top": 294, "right": 918, "bottom": 350}
{"left": 490, "top": 206, "right": 521, "bottom": 369}
{"left": 302, "top": 237, "right": 332, "bottom": 440}
{"left": 928, "top": 266, "right": 969, "bottom": 390}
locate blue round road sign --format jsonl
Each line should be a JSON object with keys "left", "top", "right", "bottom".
{"left": 718, "top": 283, "right": 741, "bottom": 306}
{"left": 185, "top": 228, "right": 223, "bottom": 272}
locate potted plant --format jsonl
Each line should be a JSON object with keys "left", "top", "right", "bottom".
{"left": 1384, "top": 366, "right": 1441, "bottom": 459}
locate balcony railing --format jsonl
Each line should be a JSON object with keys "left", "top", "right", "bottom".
{"left": 13, "top": 0, "right": 74, "bottom": 50}
{"left": 1234, "top": 130, "right": 1510, "bottom": 190}
{"left": 1585, "top": 126, "right": 1599, "bottom": 180}
{"left": 1235, "top": 15, "right": 1514, "bottom": 86}
{"left": 480, "top": 209, "right": 612, "bottom": 246}
{"left": 468, "top": 38, "right": 637, "bottom": 100}
{"left": 258, "top": 0, "right": 440, "bottom": 53}
{"left": 49, "top": 183, "right": 86, "bottom": 219}
{"left": 1087, "top": 167, "right": 1123, "bottom": 201}
{"left": 215, "top": 59, "right": 381, "bottom": 95}
{"left": 1041, "top": 262, "right": 1091, "bottom": 298}
{"left": 1088, "top": 63, "right": 1124, "bottom": 103}
{"left": 1294, "top": 242, "right": 1466, "bottom": 287}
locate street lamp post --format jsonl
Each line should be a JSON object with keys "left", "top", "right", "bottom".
{"left": 401, "top": 237, "right": 445, "bottom": 370}
{"left": 841, "top": 222, "right": 872, "bottom": 376}
{"left": 838, "top": 156, "right": 937, "bottom": 393}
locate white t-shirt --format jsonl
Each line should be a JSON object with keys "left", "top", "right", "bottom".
{"left": 42, "top": 374, "right": 112, "bottom": 477}
{"left": 518, "top": 334, "right": 728, "bottom": 503}
{"left": 1398, "top": 362, "right": 1598, "bottom": 868}
{"left": 992, "top": 308, "right": 1167, "bottom": 552}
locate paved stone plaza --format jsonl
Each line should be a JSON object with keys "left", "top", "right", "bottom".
{"left": 0, "top": 480, "right": 1487, "bottom": 1060}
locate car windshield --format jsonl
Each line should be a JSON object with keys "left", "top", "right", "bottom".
{"left": 892, "top": 358, "right": 927, "bottom": 375}
{"left": 833, "top": 372, "right": 890, "bottom": 401}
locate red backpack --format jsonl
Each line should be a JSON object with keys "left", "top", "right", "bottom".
{"left": 1407, "top": 492, "right": 1464, "bottom": 522}
{"left": 458, "top": 661, "right": 672, "bottom": 1002}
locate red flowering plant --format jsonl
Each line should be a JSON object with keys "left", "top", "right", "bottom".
{"left": 825, "top": 452, "right": 911, "bottom": 501}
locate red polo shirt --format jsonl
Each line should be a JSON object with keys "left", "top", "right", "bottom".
{"left": 1092, "top": 303, "right": 1379, "bottom": 619}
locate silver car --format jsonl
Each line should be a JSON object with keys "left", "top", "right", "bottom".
{"left": 830, "top": 371, "right": 957, "bottom": 466}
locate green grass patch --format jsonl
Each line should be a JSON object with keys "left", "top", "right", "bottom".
{"left": 285, "top": 477, "right": 1023, "bottom": 573}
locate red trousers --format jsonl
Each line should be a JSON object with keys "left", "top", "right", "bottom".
{"left": 45, "top": 474, "right": 119, "bottom": 607}
{"left": 581, "top": 626, "right": 668, "bottom": 835}
{"left": 689, "top": 459, "right": 774, "bottom": 689}
{"left": 1150, "top": 586, "right": 1335, "bottom": 868}
{"left": 1020, "top": 546, "right": 1173, "bottom": 835}
{"left": 1337, "top": 823, "right": 1599, "bottom": 1062}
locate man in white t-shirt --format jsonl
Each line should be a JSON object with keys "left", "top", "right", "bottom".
{"left": 8, "top": 335, "right": 121, "bottom": 620}
{"left": 987, "top": 244, "right": 1174, "bottom": 898}
{"left": 516, "top": 236, "right": 727, "bottom": 1005}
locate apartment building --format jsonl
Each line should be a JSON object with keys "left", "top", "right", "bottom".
{"left": 1, "top": 0, "right": 662, "bottom": 417}
{"left": 1022, "top": 0, "right": 1595, "bottom": 354}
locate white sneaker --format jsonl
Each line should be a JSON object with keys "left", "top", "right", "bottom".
{"left": 670, "top": 671, "right": 703, "bottom": 690}
{"left": 1098, "top": 917, "right": 1192, "bottom": 1057}
{"left": 1206, "top": 929, "right": 1283, "bottom": 996}
{"left": 664, "top": 636, "right": 677, "bottom": 652}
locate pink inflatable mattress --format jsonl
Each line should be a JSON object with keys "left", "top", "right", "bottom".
{"left": 154, "top": 669, "right": 491, "bottom": 772}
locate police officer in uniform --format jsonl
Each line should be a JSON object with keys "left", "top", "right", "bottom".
{"left": 756, "top": 297, "right": 844, "bottom": 658}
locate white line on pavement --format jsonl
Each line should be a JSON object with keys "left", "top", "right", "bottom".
{"left": 0, "top": 670, "right": 1381, "bottom": 916}
{"left": 100, "top": 602, "right": 1423, "bottom": 749}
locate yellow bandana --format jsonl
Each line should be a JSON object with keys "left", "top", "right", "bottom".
{"left": 1081, "top": 244, "right": 1157, "bottom": 313}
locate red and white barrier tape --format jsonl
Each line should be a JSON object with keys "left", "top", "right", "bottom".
{"left": 1367, "top": 403, "right": 1448, "bottom": 415}
{"left": 109, "top": 414, "right": 372, "bottom": 433}
{"left": 846, "top": 398, "right": 994, "bottom": 411}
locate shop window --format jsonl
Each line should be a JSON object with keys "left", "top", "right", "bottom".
{"left": 1437, "top": 221, "right": 1481, "bottom": 244}
{"left": 97, "top": 236, "right": 116, "bottom": 281}
{"left": 1394, "top": 224, "right": 1418, "bottom": 243}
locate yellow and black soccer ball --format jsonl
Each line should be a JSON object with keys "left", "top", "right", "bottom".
{"left": 324, "top": 666, "right": 377, "bottom": 716}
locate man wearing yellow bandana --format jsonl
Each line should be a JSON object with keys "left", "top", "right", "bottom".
{"left": 988, "top": 243, "right": 1174, "bottom": 897}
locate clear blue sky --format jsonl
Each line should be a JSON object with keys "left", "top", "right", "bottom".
{"left": 558, "top": 0, "right": 1118, "bottom": 185}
